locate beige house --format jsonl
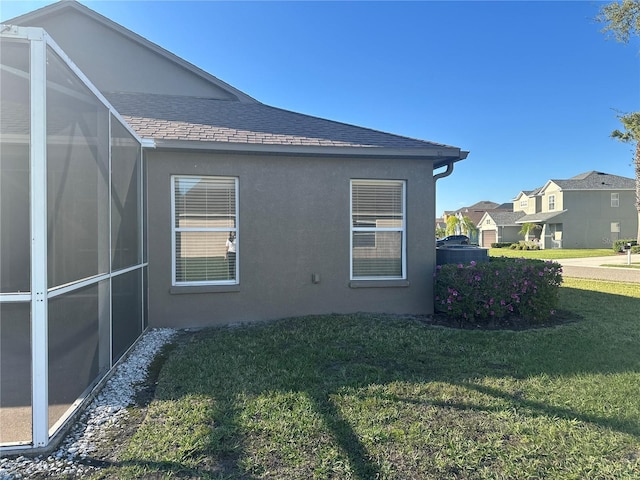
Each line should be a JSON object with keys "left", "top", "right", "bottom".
{"left": 478, "top": 171, "right": 637, "bottom": 249}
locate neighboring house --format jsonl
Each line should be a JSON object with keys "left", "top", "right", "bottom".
{"left": 478, "top": 211, "right": 526, "bottom": 247}
{"left": 479, "top": 171, "right": 637, "bottom": 249}
{"left": 442, "top": 201, "right": 510, "bottom": 244}
{"left": 514, "top": 171, "right": 636, "bottom": 249}
{"left": 0, "top": 1, "right": 468, "bottom": 450}
{"left": 512, "top": 187, "right": 543, "bottom": 215}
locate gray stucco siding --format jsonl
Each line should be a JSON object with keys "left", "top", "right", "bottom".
{"left": 146, "top": 150, "right": 436, "bottom": 327}
{"left": 561, "top": 190, "right": 637, "bottom": 248}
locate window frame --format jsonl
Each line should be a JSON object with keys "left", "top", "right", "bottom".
{"left": 548, "top": 194, "right": 556, "bottom": 211}
{"left": 350, "top": 179, "right": 407, "bottom": 281}
{"left": 611, "top": 192, "right": 620, "bottom": 208}
{"left": 171, "top": 175, "right": 238, "bottom": 287}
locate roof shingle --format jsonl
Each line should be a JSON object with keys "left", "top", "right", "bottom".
{"left": 106, "top": 92, "right": 457, "bottom": 150}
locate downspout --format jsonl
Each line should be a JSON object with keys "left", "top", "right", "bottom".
{"left": 433, "top": 160, "right": 455, "bottom": 181}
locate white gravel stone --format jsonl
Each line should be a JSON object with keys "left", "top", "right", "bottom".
{"left": 0, "top": 328, "right": 176, "bottom": 480}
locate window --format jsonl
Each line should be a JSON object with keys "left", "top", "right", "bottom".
{"left": 172, "top": 176, "right": 237, "bottom": 285}
{"left": 351, "top": 180, "right": 406, "bottom": 280}
{"left": 611, "top": 193, "right": 620, "bottom": 208}
{"left": 520, "top": 199, "right": 528, "bottom": 208}
{"left": 548, "top": 194, "right": 555, "bottom": 211}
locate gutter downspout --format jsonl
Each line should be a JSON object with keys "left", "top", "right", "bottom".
{"left": 433, "top": 160, "right": 455, "bottom": 181}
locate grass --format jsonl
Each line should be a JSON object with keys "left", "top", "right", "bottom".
{"left": 89, "top": 277, "right": 640, "bottom": 480}
{"left": 488, "top": 248, "right": 617, "bottom": 259}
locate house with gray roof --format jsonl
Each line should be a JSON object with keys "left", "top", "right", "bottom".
{"left": 479, "top": 171, "right": 637, "bottom": 249}
{"left": 477, "top": 210, "right": 526, "bottom": 247}
{"left": 1, "top": 1, "right": 468, "bottom": 450}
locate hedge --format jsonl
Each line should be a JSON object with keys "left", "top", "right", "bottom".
{"left": 434, "top": 257, "right": 563, "bottom": 326}
{"left": 613, "top": 239, "right": 638, "bottom": 252}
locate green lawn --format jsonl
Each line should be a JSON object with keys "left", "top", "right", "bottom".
{"left": 488, "top": 248, "right": 617, "bottom": 260}
{"left": 93, "top": 278, "right": 640, "bottom": 479}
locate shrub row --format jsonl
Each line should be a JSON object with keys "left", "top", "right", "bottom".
{"left": 509, "top": 241, "right": 540, "bottom": 251}
{"left": 490, "top": 242, "right": 513, "bottom": 249}
{"left": 434, "top": 257, "right": 563, "bottom": 326}
{"left": 613, "top": 239, "right": 638, "bottom": 252}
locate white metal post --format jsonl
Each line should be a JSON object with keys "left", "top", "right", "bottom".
{"left": 29, "top": 29, "right": 49, "bottom": 448}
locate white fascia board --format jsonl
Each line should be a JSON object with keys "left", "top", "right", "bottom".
{"left": 151, "top": 138, "right": 466, "bottom": 161}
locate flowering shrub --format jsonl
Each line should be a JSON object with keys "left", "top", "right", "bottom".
{"left": 434, "top": 257, "right": 563, "bottom": 326}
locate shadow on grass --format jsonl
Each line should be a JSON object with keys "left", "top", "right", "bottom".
{"left": 126, "top": 285, "right": 640, "bottom": 478}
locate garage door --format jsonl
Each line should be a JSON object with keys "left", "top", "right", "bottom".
{"left": 482, "top": 230, "right": 496, "bottom": 247}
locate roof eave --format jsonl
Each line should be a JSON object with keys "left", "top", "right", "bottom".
{"left": 148, "top": 139, "right": 469, "bottom": 161}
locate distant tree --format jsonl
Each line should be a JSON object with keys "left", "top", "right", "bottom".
{"left": 519, "top": 222, "right": 540, "bottom": 242}
{"left": 596, "top": 0, "right": 640, "bottom": 242}
{"left": 436, "top": 226, "right": 446, "bottom": 239}
{"left": 445, "top": 215, "right": 459, "bottom": 236}
{"left": 459, "top": 215, "right": 478, "bottom": 239}
{"left": 596, "top": 0, "right": 640, "bottom": 43}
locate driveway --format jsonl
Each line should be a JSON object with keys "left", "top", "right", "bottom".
{"left": 556, "top": 254, "right": 640, "bottom": 284}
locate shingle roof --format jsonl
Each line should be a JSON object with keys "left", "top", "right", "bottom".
{"left": 487, "top": 211, "right": 526, "bottom": 226}
{"left": 105, "top": 92, "right": 458, "bottom": 151}
{"left": 515, "top": 211, "right": 566, "bottom": 223}
{"left": 551, "top": 171, "right": 634, "bottom": 190}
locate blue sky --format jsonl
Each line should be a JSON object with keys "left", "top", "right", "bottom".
{"left": 3, "top": 0, "right": 639, "bottom": 215}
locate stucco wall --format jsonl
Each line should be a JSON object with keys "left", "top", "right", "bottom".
{"left": 146, "top": 150, "right": 437, "bottom": 327}
{"left": 18, "top": 9, "right": 238, "bottom": 99}
{"left": 561, "top": 190, "right": 637, "bottom": 248}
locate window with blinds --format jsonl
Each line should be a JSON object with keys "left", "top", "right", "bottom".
{"left": 172, "top": 176, "right": 238, "bottom": 285}
{"left": 351, "top": 179, "right": 406, "bottom": 279}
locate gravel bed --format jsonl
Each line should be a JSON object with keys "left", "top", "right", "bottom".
{"left": 0, "top": 328, "right": 177, "bottom": 480}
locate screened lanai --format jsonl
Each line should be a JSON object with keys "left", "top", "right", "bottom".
{"left": 0, "top": 25, "right": 147, "bottom": 451}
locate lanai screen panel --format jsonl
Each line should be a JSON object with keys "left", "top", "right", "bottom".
{"left": 112, "top": 269, "right": 143, "bottom": 362}
{"left": 0, "top": 39, "right": 32, "bottom": 445}
{"left": 45, "top": 45, "right": 111, "bottom": 430}
{"left": 111, "top": 117, "right": 142, "bottom": 271}
{"left": 0, "top": 27, "right": 146, "bottom": 451}
{"left": 0, "top": 304, "right": 31, "bottom": 444}
{"left": 48, "top": 283, "right": 109, "bottom": 430}
{"left": 0, "top": 40, "right": 30, "bottom": 294}
{"left": 47, "top": 46, "right": 110, "bottom": 289}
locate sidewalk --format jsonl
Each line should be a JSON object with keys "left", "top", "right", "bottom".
{"left": 555, "top": 254, "right": 640, "bottom": 283}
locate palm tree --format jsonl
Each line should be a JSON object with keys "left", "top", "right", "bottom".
{"left": 519, "top": 222, "right": 540, "bottom": 242}
{"left": 445, "top": 215, "right": 460, "bottom": 236}
{"left": 596, "top": 2, "right": 640, "bottom": 242}
{"left": 459, "top": 215, "right": 478, "bottom": 242}
{"left": 611, "top": 112, "right": 640, "bottom": 242}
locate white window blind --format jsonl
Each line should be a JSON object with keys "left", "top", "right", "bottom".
{"left": 351, "top": 180, "right": 406, "bottom": 279}
{"left": 172, "top": 176, "right": 237, "bottom": 285}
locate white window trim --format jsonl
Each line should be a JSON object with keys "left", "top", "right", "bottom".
{"left": 611, "top": 192, "right": 620, "bottom": 208}
{"left": 171, "top": 175, "right": 239, "bottom": 287}
{"left": 350, "top": 179, "right": 406, "bottom": 281}
{"left": 548, "top": 194, "right": 556, "bottom": 211}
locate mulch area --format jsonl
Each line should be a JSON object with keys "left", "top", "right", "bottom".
{"left": 404, "top": 309, "right": 583, "bottom": 331}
